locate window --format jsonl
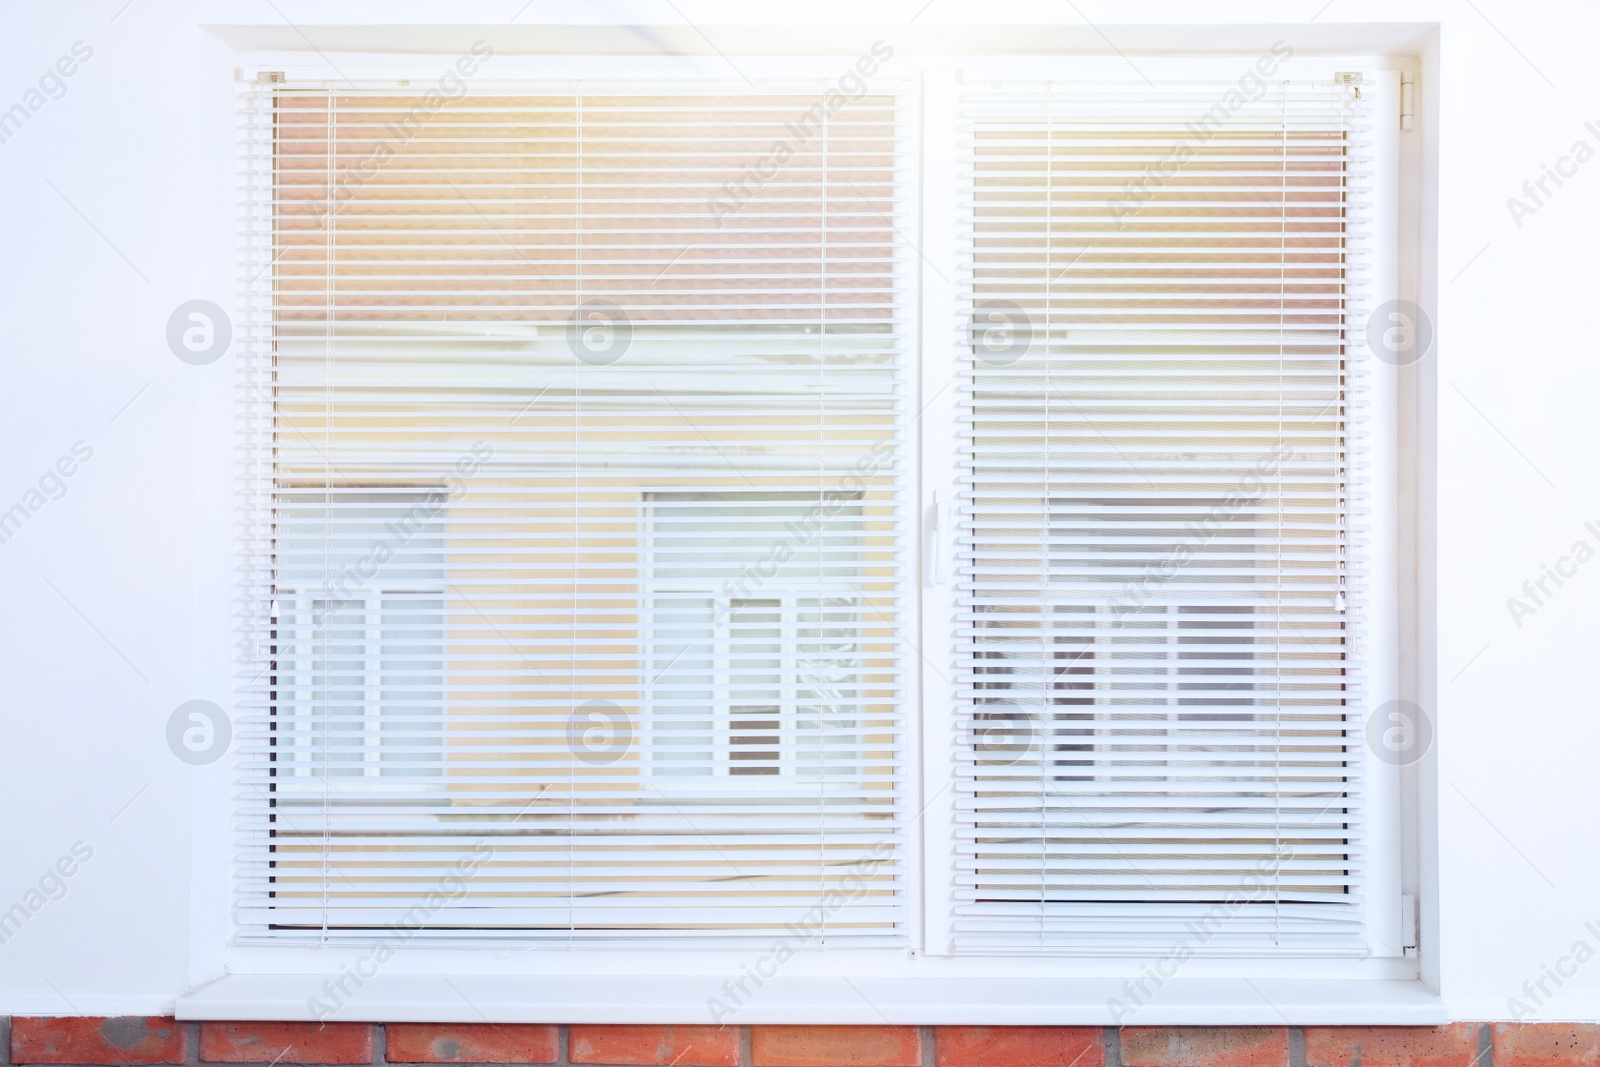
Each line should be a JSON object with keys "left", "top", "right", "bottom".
{"left": 644, "top": 491, "right": 868, "bottom": 783}
{"left": 945, "top": 71, "right": 1376, "bottom": 954}
{"left": 240, "top": 79, "right": 908, "bottom": 940}
{"left": 273, "top": 491, "right": 447, "bottom": 787}
{"left": 235, "top": 55, "right": 1406, "bottom": 972}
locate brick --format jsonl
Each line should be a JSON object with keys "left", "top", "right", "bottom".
{"left": 199, "top": 1022, "right": 373, "bottom": 1064}
{"left": 12, "top": 1017, "right": 186, "bottom": 1065}
{"left": 1121, "top": 1027, "right": 1290, "bottom": 1067}
{"left": 1304, "top": 1025, "right": 1479, "bottom": 1067}
{"left": 387, "top": 1024, "right": 558, "bottom": 1064}
{"left": 571, "top": 1025, "right": 739, "bottom": 1066}
{"left": 752, "top": 1025, "right": 921, "bottom": 1067}
{"left": 1495, "top": 1023, "right": 1600, "bottom": 1067}
{"left": 937, "top": 1027, "right": 1104, "bottom": 1067}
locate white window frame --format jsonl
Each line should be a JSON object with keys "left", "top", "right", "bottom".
{"left": 271, "top": 490, "right": 449, "bottom": 794}
{"left": 640, "top": 490, "right": 871, "bottom": 791}
{"left": 273, "top": 590, "right": 446, "bottom": 789}
{"left": 917, "top": 58, "right": 1405, "bottom": 963}
{"left": 183, "top": 45, "right": 1433, "bottom": 1025}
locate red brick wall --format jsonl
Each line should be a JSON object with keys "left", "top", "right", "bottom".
{"left": 7, "top": 1020, "right": 1600, "bottom": 1067}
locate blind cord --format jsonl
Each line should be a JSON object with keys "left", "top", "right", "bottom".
{"left": 569, "top": 88, "right": 583, "bottom": 946}
{"left": 1038, "top": 80, "right": 1054, "bottom": 952}
{"left": 320, "top": 87, "right": 334, "bottom": 944}
{"left": 817, "top": 89, "right": 830, "bottom": 947}
{"left": 1273, "top": 82, "right": 1289, "bottom": 947}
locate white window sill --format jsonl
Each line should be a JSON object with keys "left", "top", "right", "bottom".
{"left": 176, "top": 973, "right": 1445, "bottom": 1025}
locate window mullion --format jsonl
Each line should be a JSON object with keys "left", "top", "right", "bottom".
{"left": 915, "top": 63, "right": 965, "bottom": 957}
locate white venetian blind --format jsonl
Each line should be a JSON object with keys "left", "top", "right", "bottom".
{"left": 237, "top": 78, "right": 909, "bottom": 942}
{"left": 951, "top": 74, "right": 1373, "bottom": 953}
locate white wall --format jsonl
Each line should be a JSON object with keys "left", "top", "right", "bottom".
{"left": 0, "top": 0, "right": 1596, "bottom": 1022}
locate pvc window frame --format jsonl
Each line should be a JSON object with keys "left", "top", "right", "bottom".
{"left": 182, "top": 45, "right": 1435, "bottom": 1025}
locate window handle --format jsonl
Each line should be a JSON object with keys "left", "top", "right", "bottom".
{"left": 928, "top": 489, "right": 948, "bottom": 587}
